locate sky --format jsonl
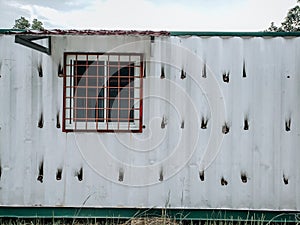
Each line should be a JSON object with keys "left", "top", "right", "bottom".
{"left": 0, "top": 0, "right": 298, "bottom": 31}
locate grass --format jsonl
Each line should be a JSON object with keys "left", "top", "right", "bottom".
{"left": 0, "top": 215, "right": 298, "bottom": 225}
{"left": 0, "top": 210, "right": 299, "bottom": 225}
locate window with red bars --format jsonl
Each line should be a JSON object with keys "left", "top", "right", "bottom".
{"left": 63, "top": 53, "right": 143, "bottom": 132}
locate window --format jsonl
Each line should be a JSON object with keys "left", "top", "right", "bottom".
{"left": 63, "top": 53, "right": 143, "bottom": 132}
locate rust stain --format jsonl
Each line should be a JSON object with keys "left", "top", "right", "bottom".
{"left": 6, "top": 29, "right": 170, "bottom": 36}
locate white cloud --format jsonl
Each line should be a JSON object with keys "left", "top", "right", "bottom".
{"left": 229, "top": 0, "right": 297, "bottom": 30}
{"left": 0, "top": 0, "right": 298, "bottom": 31}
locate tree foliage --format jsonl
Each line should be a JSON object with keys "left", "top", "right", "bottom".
{"left": 31, "top": 18, "right": 44, "bottom": 30}
{"left": 13, "top": 16, "right": 30, "bottom": 29}
{"left": 267, "top": 1, "right": 300, "bottom": 32}
{"left": 267, "top": 1, "right": 300, "bottom": 31}
{"left": 13, "top": 17, "right": 44, "bottom": 30}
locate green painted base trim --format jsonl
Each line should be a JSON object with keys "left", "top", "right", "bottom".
{"left": 170, "top": 31, "right": 300, "bottom": 37}
{"left": 0, "top": 207, "right": 299, "bottom": 223}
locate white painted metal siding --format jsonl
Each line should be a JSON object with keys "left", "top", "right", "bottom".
{"left": 0, "top": 34, "right": 299, "bottom": 210}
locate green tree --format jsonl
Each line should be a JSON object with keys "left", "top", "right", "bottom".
{"left": 13, "top": 17, "right": 44, "bottom": 30}
{"left": 31, "top": 18, "right": 44, "bottom": 30}
{"left": 13, "top": 16, "right": 30, "bottom": 29}
{"left": 267, "top": 22, "right": 281, "bottom": 32}
{"left": 281, "top": 3, "right": 300, "bottom": 31}
{"left": 267, "top": 0, "right": 300, "bottom": 31}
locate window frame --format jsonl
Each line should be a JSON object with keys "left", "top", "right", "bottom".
{"left": 62, "top": 52, "right": 144, "bottom": 133}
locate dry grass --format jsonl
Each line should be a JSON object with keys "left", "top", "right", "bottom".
{"left": 121, "top": 217, "right": 178, "bottom": 225}
{"left": 0, "top": 216, "right": 298, "bottom": 225}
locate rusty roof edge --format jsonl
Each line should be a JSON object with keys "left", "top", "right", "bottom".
{"left": 0, "top": 29, "right": 170, "bottom": 36}
{"left": 2, "top": 29, "right": 300, "bottom": 37}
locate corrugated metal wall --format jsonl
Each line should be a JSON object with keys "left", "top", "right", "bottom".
{"left": 0, "top": 34, "right": 299, "bottom": 210}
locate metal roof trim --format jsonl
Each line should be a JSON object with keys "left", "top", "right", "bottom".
{"left": 170, "top": 31, "right": 300, "bottom": 37}
{"left": 0, "top": 29, "right": 27, "bottom": 33}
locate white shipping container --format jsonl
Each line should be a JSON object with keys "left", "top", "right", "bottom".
{"left": 0, "top": 30, "right": 299, "bottom": 212}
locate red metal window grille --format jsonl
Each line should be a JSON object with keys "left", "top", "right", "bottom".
{"left": 63, "top": 53, "right": 143, "bottom": 132}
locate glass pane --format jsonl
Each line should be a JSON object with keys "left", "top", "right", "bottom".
{"left": 97, "top": 97, "right": 104, "bottom": 122}
{"left": 75, "top": 60, "right": 87, "bottom": 76}
{"left": 74, "top": 88, "right": 86, "bottom": 97}
{"left": 120, "top": 99, "right": 129, "bottom": 108}
{"left": 87, "top": 98, "right": 97, "bottom": 108}
{"left": 109, "top": 66, "right": 119, "bottom": 77}
{"left": 88, "top": 77, "right": 97, "bottom": 86}
{"left": 109, "top": 88, "right": 118, "bottom": 99}
{"left": 98, "top": 88, "right": 105, "bottom": 98}
{"left": 119, "top": 109, "right": 130, "bottom": 119}
{"left": 130, "top": 109, "right": 134, "bottom": 120}
{"left": 109, "top": 109, "right": 118, "bottom": 121}
{"left": 76, "top": 109, "right": 86, "bottom": 119}
{"left": 119, "top": 87, "right": 129, "bottom": 97}
{"left": 109, "top": 77, "right": 118, "bottom": 87}
{"left": 87, "top": 66, "right": 97, "bottom": 75}
{"left": 75, "top": 76, "right": 86, "bottom": 86}
{"left": 76, "top": 98, "right": 85, "bottom": 108}
{"left": 98, "top": 77, "right": 105, "bottom": 87}
{"left": 87, "top": 109, "right": 96, "bottom": 119}
{"left": 109, "top": 99, "right": 118, "bottom": 109}
{"left": 87, "top": 88, "right": 97, "bottom": 97}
